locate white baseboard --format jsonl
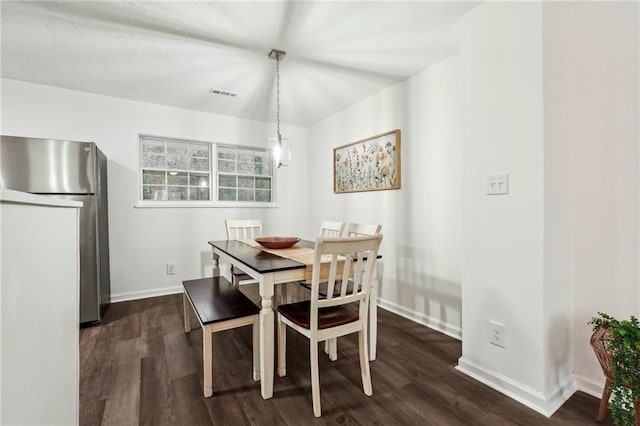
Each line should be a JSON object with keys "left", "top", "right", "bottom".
{"left": 110, "top": 285, "right": 183, "bottom": 303}
{"left": 575, "top": 374, "right": 605, "bottom": 399}
{"left": 456, "top": 357, "right": 577, "bottom": 417}
{"left": 377, "top": 297, "right": 462, "bottom": 340}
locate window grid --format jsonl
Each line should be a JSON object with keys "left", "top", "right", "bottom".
{"left": 140, "top": 136, "right": 211, "bottom": 201}
{"left": 217, "top": 146, "right": 272, "bottom": 202}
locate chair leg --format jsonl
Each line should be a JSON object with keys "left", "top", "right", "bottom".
{"left": 277, "top": 315, "right": 287, "bottom": 377}
{"left": 596, "top": 378, "right": 611, "bottom": 422}
{"left": 311, "top": 340, "right": 321, "bottom": 417}
{"left": 203, "top": 327, "right": 213, "bottom": 397}
{"left": 281, "top": 284, "right": 289, "bottom": 304}
{"left": 358, "top": 329, "right": 373, "bottom": 396}
{"left": 252, "top": 317, "right": 260, "bottom": 381}
{"left": 325, "top": 338, "right": 337, "bottom": 361}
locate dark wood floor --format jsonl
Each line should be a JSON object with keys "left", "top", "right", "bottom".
{"left": 80, "top": 287, "right": 612, "bottom": 425}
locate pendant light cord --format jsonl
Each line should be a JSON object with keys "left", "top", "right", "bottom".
{"left": 276, "top": 53, "right": 281, "bottom": 141}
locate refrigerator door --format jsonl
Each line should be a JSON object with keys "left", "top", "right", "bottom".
{"left": 0, "top": 136, "right": 96, "bottom": 194}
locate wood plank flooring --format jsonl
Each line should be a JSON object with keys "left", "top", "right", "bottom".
{"left": 80, "top": 288, "right": 612, "bottom": 425}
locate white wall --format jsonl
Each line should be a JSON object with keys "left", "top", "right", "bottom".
{"left": 543, "top": 1, "right": 640, "bottom": 398}
{"left": 307, "top": 58, "right": 462, "bottom": 338}
{"left": 0, "top": 79, "right": 309, "bottom": 301}
{"left": 1, "top": 190, "right": 81, "bottom": 425}
{"left": 456, "top": 2, "right": 561, "bottom": 415}
{"left": 456, "top": 0, "right": 639, "bottom": 417}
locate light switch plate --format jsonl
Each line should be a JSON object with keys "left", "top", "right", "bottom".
{"left": 486, "top": 173, "right": 509, "bottom": 195}
{"left": 166, "top": 263, "right": 176, "bottom": 275}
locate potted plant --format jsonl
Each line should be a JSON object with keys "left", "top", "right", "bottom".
{"left": 589, "top": 312, "right": 640, "bottom": 426}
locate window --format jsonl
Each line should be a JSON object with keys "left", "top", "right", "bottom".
{"left": 140, "top": 136, "right": 211, "bottom": 201}
{"left": 217, "top": 146, "right": 272, "bottom": 202}
{"left": 139, "top": 135, "right": 273, "bottom": 205}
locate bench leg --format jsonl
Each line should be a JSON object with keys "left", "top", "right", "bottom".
{"left": 203, "top": 326, "right": 213, "bottom": 397}
{"left": 183, "top": 291, "right": 191, "bottom": 333}
{"left": 253, "top": 317, "right": 260, "bottom": 381}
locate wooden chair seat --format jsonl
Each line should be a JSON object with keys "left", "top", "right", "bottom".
{"left": 278, "top": 300, "right": 358, "bottom": 330}
{"left": 183, "top": 276, "right": 260, "bottom": 397}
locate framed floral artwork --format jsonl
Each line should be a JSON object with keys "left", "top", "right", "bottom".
{"left": 334, "top": 129, "right": 401, "bottom": 193}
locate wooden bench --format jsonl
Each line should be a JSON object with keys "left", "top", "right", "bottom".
{"left": 182, "top": 276, "right": 260, "bottom": 397}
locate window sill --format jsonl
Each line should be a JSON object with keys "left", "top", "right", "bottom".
{"left": 134, "top": 201, "right": 279, "bottom": 209}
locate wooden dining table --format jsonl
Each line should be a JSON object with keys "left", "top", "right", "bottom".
{"left": 208, "top": 239, "right": 380, "bottom": 400}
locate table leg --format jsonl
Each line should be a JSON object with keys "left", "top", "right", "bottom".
{"left": 211, "top": 249, "right": 220, "bottom": 277}
{"left": 259, "top": 274, "right": 275, "bottom": 399}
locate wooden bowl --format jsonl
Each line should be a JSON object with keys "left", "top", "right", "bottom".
{"left": 255, "top": 237, "right": 300, "bottom": 249}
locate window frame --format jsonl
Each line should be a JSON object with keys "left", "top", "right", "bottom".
{"left": 136, "top": 134, "right": 277, "bottom": 208}
{"left": 216, "top": 144, "right": 274, "bottom": 203}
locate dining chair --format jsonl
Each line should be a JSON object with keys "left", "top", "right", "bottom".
{"left": 225, "top": 218, "right": 262, "bottom": 240}
{"left": 344, "top": 222, "right": 382, "bottom": 237}
{"left": 295, "top": 220, "right": 346, "bottom": 296}
{"left": 324, "top": 222, "right": 382, "bottom": 360}
{"left": 319, "top": 220, "right": 346, "bottom": 238}
{"left": 225, "top": 219, "right": 262, "bottom": 287}
{"left": 277, "top": 234, "right": 383, "bottom": 417}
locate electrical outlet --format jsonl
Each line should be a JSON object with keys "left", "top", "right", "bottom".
{"left": 166, "top": 263, "right": 175, "bottom": 275}
{"left": 489, "top": 321, "right": 506, "bottom": 348}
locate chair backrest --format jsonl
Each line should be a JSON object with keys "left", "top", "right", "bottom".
{"left": 225, "top": 219, "right": 263, "bottom": 240}
{"left": 309, "top": 234, "right": 383, "bottom": 330}
{"left": 318, "top": 220, "right": 346, "bottom": 238}
{"left": 342, "top": 223, "right": 382, "bottom": 237}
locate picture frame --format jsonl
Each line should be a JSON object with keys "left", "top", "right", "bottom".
{"left": 333, "top": 129, "right": 401, "bottom": 193}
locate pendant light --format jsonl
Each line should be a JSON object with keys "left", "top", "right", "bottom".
{"left": 267, "top": 48, "right": 291, "bottom": 168}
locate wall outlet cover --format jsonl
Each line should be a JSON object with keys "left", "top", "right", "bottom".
{"left": 489, "top": 320, "right": 506, "bottom": 348}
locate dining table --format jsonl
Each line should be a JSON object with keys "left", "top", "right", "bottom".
{"left": 208, "top": 238, "right": 380, "bottom": 400}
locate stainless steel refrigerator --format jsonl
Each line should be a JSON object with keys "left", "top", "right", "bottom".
{"left": 0, "top": 135, "right": 111, "bottom": 323}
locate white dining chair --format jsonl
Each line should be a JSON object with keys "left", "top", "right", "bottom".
{"left": 296, "top": 219, "right": 345, "bottom": 284}
{"left": 225, "top": 219, "right": 262, "bottom": 287}
{"left": 319, "top": 220, "right": 346, "bottom": 238}
{"left": 324, "top": 222, "right": 382, "bottom": 360}
{"left": 225, "top": 219, "right": 262, "bottom": 240}
{"left": 343, "top": 222, "right": 382, "bottom": 237}
{"left": 277, "top": 234, "right": 383, "bottom": 417}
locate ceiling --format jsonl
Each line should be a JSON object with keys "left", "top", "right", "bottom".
{"left": 1, "top": 1, "right": 480, "bottom": 126}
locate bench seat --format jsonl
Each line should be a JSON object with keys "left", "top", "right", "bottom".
{"left": 182, "top": 276, "right": 260, "bottom": 397}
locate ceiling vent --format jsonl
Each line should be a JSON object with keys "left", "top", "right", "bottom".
{"left": 209, "top": 88, "right": 237, "bottom": 97}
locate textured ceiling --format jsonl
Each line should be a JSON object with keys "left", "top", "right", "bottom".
{"left": 1, "top": 1, "right": 479, "bottom": 126}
